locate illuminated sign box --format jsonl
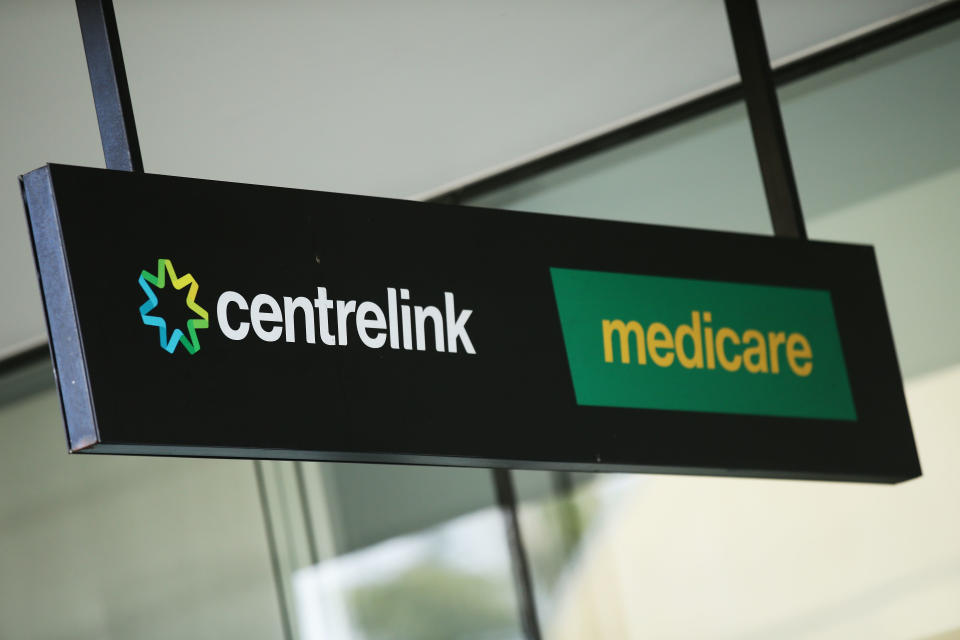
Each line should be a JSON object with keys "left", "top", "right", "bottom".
{"left": 21, "top": 164, "right": 920, "bottom": 483}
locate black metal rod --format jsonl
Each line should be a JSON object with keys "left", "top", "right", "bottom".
{"left": 724, "top": 0, "right": 805, "bottom": 239}
{"left": 0, "top": 343, "right": 49, "bottom": 379}
{"left": 254, "top": 462, "right": 296, "bottom": 640}
{"left": 75, "top": 0, "right": 143, "bottom": 172}
{"left": 550, "top": 471, "right": 583, "bottom": 556}
{"left": 293, "top": 461, "right": 321, "bottom": 566}
{"left": 430, "top": 83, "right": 741, "bottom": 206}
{"left": 492, "top": 469, "right": 543, "bottom": 640}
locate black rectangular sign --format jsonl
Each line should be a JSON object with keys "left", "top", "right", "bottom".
{"left": 21, "top": 164, "right": 920, "bottom": 482}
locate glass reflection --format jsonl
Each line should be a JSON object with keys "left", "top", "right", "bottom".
{"left": 292, "top": 507, "right": 523, "bottom": 640}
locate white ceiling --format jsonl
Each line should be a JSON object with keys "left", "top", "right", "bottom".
{"left": 0, "top": 0, "right": 943, "bottom": 355}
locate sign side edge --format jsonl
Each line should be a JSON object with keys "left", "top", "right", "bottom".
{"left": 21, "top": 166, "right": 99, "bottom": 451}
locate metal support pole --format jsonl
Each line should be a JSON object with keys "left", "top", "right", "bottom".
{"left": 294, "top": 461, "right": 322, "bottom": 567}
{"left": 75, "top": 0, "right": 143, "bottom": 172}
{"left": 550, "top": 471, "right": 583, "bottom": 556}
{"left": 254, "top": 462, "right": 297, "bottom": 640}
{"left": 492, "top": 469, "right": 543, "bottom": 640}
{"left": 724, "top": 0, "right": 806, "bottom": 239}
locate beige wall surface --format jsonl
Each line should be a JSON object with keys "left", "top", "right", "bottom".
{"left": 546, "top": 364, "right": 960, "bottom": 640}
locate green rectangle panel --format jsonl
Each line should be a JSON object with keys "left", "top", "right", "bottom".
{"left": 550, "top": 268, "right": 856, "bottom": 420}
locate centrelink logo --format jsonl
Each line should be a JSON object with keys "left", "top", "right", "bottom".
{"left": 137, "top": 259, "right": 476, "bottom": 356}
{"left": 138, "top": 259, "right": 209, "bottom": 354}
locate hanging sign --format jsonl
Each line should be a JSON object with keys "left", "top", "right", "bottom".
{"left": 21, "top": 164, "right": 920, "bottom": 482}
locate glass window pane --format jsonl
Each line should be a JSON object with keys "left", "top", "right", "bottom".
{"left": 780, "top": 20, "right": 960, "bottom": 377}
{"left": 261, "top": 462, "right": 527, "bottom": 639}
{"left": 0, "top": 387, "right": 284, "bottom": 639}
{"left": 464, "top": 102, "right": 772, "bottom": 235}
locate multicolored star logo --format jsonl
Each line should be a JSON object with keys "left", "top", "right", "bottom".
{"left": 138, "top": 259, "right": 209, "bottom": 354}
